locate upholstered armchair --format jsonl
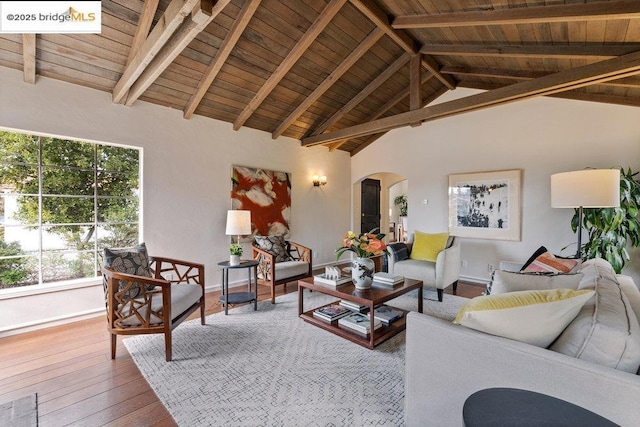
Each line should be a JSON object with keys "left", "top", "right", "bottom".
{"left": 387, "top": 233, "right": 460, "bottom": 302}
{"left": 101, "top": 244, "right": 205, "bottom": 362}
{"left": 251, "top": 235, "right": 312, "bottom": 303}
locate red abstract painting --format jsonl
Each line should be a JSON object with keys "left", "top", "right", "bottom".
{"left": 231, "top": 166, "right": 291, "bottom": 240}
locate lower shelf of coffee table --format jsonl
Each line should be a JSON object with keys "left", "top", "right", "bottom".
{"left": 300, "top": 303, "right": 409, "bottom": 349}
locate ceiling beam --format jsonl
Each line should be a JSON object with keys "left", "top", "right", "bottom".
{"left": 442, "top": 65, "right": 640, "bottom": 88}
{"left": 112, "top": 0, "right": 201, "bottom": 104}
{"left": 302, "top": 50, "right": 640, "bottom": 146}
{"left": 126, "top": 0, "right": 229, "bottom": 106}
{"left": 348, "top": 0, "right": 455, "bottom": 90}
{"left": 184, "top": 0, "right": 260, "bottom": 119}
{"left": 311, "top": 52, "right": 410, "bottom": 136}
{"left": 127, "top": 0, "right": 160, "bottom": 65}
{"left": 409, "top": 53, "right": 421, "bottom": 126}
{"left": 328, "top": 74, "right": 440, "bottom": 151}
{"left": 460, "top": 80, "right": 640, "bottom": 108}
{"left": 392, "top": 0, "right": 640, "bottom": 29}
{"left": 421, "top": 43, "right": 640, "bottom": 60}
{"left": 120, "top": 0, "right": 160, "bottom": 101}
{"left": 271, "top": 26, "right": 384, "bottom": 139}
{"left": 22, "top": 34, "right": 36, "bottom": 84}
{"left": 232, "top": 0, "right": 347, "bottom": 131}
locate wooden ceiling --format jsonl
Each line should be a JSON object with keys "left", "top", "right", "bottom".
{"left": 2, "top": 0, "right": 640, "bottom": 156}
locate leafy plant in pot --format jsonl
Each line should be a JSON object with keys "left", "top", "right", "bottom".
{"left": 571, "top": 167, "right": 640, "bottom": 273}
{"left": 229, "top": 243, "right": 243, "bottom": 266}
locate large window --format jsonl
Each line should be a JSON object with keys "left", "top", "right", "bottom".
{"left": 0, "top": 130, "right": 141, "bottom": 289}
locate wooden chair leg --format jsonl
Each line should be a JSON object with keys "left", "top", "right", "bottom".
{"left": 111, "top": 334, "right": 117, "bottom": 359}
{"left": 271, "top": 284, "right": 276, "bottom": 304}
{"left": 437, "top": 289, "right": 444, "bottom": 302}
{"left": 200, "top": 301, "right": 206, "bottom": 325}
{"left": 165, "top": 330, "right": 172, "bottom": 362}
{"left": 452, "top": 280, "right": 458, "bottom": 294}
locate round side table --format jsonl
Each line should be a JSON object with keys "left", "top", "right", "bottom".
{"left": 218, "top": 260, "right": 259, "bottom": 315}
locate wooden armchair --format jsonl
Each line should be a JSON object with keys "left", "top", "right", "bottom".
{"left": 252, "top": 240, "right": 312, "bottom": 303}
{"left": 102, "top": 255, "right": 205, "bottom": 362}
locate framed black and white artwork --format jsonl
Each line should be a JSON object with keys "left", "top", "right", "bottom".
{"left": 448, "top": 169, "right": 522, "bottom": 241}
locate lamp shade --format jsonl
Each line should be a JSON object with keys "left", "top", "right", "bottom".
{"left": 551, "top": 169, "right": 620, "bottom": 208}
{"left": 225, "top": 210, "right": 251, "bottom": 235}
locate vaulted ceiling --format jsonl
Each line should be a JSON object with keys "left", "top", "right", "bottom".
{"left": 2, "top": 0, "right": 640, "bottom": 156}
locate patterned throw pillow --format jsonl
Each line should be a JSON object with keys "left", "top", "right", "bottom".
{"left": 521, "top": 249, "right": 579, "bottom": 274}
{"left": 254, "top": 235, "right": 292, "bottom": 262}
{"left": 103, "top": 243, "right": 152, "bottom": 299}
{"left": 388, "top": 243, "right": 409, "bottom": 262}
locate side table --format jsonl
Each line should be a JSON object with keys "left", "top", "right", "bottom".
{"left": 463, "top": 387, "right": 617, "bottom": 426}
{"left": 218, "top": 260, "right": 258, "bottom": 315}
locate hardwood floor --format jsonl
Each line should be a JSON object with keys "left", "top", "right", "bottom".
{"left": 0, "top": 278, "right": 484, "bottom": 426}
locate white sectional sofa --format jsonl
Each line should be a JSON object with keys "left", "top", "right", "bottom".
{"left": 404, "top": 258, "right": 640, "bottom": 426}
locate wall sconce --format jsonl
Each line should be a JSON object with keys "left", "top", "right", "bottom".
{"left": 312, "top": 175, "right": 327, "bottom": 187}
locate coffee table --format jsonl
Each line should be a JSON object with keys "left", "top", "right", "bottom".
{"left": 297, "top": 277, "right": 423, "bottom": 349}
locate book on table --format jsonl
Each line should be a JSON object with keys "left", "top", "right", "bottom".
{"left": 368, "top": 305, "right": 404, "bottom": 325}
{"left": 312, "top": 303, "right": 351, "bottom": 322}
{"left": 339, "top": 300, "right": 368, "bottom": 313}
{"left": 338, "top": 312, "right": 383, "bottom": 336}
{"left": 313, "top": 273, "right": 352, "bottom": 287}
{"left": 372, "top": 272, "right": 404, "bottom": 285}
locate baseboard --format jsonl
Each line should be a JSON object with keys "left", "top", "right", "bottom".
{"left": 0, "top": 308, "right": 105, "bottom": 338}
{"left": 459, "top": 274, "right": 489, "bottom": 286}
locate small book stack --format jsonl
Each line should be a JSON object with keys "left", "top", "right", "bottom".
{"left": 339, "top": 299, "right": 368, "bottom": 313}
{"left": 312, "top": 304, "right": 351, "bottom": 322}
{"left": 368, "top": 305, "right": 404, "bottom": 325}
{"left": 314, "top": 266, "right": 352, "bottom": 287}
{"left": 372, "top": 272, "right": 404, "bottom": 288}
{"left": 338, "top": 312, "right": 382, "bottom": 337}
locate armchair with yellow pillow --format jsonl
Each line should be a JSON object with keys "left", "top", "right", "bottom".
{"left": 387, "top": 230, "right": 460, "bottom": 302}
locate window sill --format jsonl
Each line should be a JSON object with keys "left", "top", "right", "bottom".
{"left": 0, "top": 277, "right": 102, "bottom": 301}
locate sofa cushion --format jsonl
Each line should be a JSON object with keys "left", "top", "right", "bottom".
{"left": 410, "top": 231, "right": 449, "bottom": 262}
{"left": 258, "top": 260, "right": 309, "bottom": 281}
{"left": 119, "top": 283, "right": 203, "bottom": 327}
{"left": 487, "top": 270, "right": 583, "bottom": 295}
{"left": 521, "top": 248, "right": 579, "bottom": 274}
{"left": 454, "top": 289, "right": 594, "bottom": 347}
{"left": 550, "top": 259, "right": 640, "bottom": 374}
{"left": 393, "top": 258, "right": 436, "bottom": 283}
{"left": 254, "top": 235, "right": 291, "bottom": 262}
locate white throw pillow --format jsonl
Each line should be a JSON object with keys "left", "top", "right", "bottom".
{"left": 453, "top": 289, "right": 595, "bottom": 348}
{"left": 488, "top": 270, "right": 583, "bottom": 295}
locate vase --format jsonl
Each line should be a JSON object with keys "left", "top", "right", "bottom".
{"left": 351, "top": 257, "right": 375, "bottom": 289}
{"left": 229, "top": 254, "right": 241, "bottom": 266}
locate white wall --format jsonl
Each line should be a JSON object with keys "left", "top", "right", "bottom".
{"left": 352, "top": 88, "right": 640, "bottom": 284}
{"left": 0, "top": 67, "right": 351, "bottom": 334}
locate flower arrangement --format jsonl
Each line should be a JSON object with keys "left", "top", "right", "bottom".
{"left": 229, "top": 243, "right": 243, "bottom": 256}
{"left": 336, "top": 228, "right": 389, "bottom": 259}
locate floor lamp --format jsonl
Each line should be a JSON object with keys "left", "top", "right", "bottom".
{"left": 225, "top": 210, "right": 252, "bottom": 245}
{"left": 551, "top": 169, "right": 620, "bottom": 259}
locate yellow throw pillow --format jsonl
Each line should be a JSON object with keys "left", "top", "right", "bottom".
{"left": 409, "top": 231, "right": 449, "bottom": 262}
{"left": 453, "top": 289, "right": 595, "bottom": 347}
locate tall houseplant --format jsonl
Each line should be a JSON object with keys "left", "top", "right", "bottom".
{"left": 571, "top": 167, "right": 640, "bottom": 273}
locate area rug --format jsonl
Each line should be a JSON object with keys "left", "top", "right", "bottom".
{"left": 124, "top": 290, "right": 467, "bottom": 426}
{"left": 0, "top": 393, "right": 38, "bottom": 427}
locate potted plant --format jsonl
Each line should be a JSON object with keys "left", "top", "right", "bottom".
{"left": 229, "top": 243, "right": 243, "bottom": 266}
{"left": 571, "top": 167, "right": 640, "bottom": 273}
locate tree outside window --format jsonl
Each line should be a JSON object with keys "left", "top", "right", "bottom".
{"left": 0, "top": 130, "right": 140, "bottom": 289}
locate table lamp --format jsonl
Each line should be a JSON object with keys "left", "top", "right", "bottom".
{"left": 225, "top": 210, "right": 252, "bottom": 244}
{"left": 551, "top": 169, "right": 620, "bottom": 259}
